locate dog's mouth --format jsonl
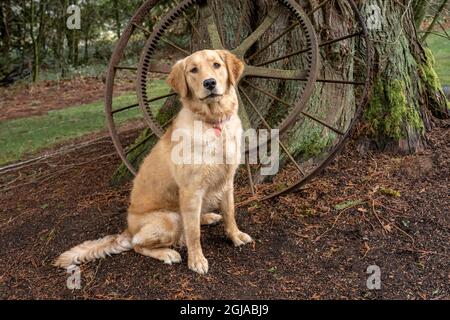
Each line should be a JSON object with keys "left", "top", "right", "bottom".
{"left": 200, "top": 93, "right": 223, "bottom": 101}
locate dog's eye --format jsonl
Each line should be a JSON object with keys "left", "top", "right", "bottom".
{"left": 213, "top": 63, "right": 221, "bottom": 69}
{"left": 190, "top": 67, "right": 199, "bottom": 74}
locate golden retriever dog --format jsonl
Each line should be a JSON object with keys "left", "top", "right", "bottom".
{"left": 55, "top": 50, "right": 253, "bottom": 274}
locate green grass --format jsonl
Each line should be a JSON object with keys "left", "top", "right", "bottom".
{"left": 0, "top": 80, "right": 170, "bottom": 166}
{"left": 427, "top": 32, "right": 450, "bottom": 85}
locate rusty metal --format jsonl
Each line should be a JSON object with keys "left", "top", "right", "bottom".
{"left": 239, "top": 88, "right": 306, "bottom": 177}
{"left": 319, "top": 31, "right": 364, "bottom": 48}
{"left": 309, "top": 0, "right": 330, "bottom": 16}
{"left": 104, "top": 0, "right": 374, "bottom": 203}
{"left": 256, "top": 31, "right": 363, "bottom": 67}
{"left": 115, "top": 66, "right": 138, "bottom": 70}
{"left": 247, "top": 21, "right": 301, "bottom": 61}
{"left": 245, "top": 156, "right": 256, "bottom": 196}
{"left": 135, "top": 0, "right": 318, "bottom": 138}
{"left": 112, "top": 103, "right": 139, "bottom": 114}
{"left": 233, "top": 3, "right": 285, "bottom": 57}
{"left": 124, "top": 115, "right": 176, "bottom": 156}
{"left": 243, "top": 66, "right": 308, "bottom": 80}
{"left": 242, "top": 80, "right": 345, "bottom": 136}
{"left": 259, "top": 0, "right": 374, "bottom": 201}
{"left": 105, "top": 0, "right": 161, "bottom": 176}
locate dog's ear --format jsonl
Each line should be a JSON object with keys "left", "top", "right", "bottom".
{"left": 218, "top": 50, "right": 245, "bottom": 86}
{"left": 167, "top": 59, "right": 188, "bottom": 98}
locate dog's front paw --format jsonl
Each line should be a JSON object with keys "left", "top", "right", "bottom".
{"left": 229, "top": 231, "right": 253, "bottom": 247}
{"left": 201, "top": 213, "right": 223, "bottom": 226}
{"left": 188, "top": 254, "right": 209, "bottom": 275}
{"left": 160, "top": 249, "right": 182, "bottom": 265}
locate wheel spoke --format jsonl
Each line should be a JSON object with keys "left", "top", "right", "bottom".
{"left": 308, "top": 0, "right": 330, "bottom": 16}
{"left": 112, "top": 103, "right": 139, "bottom": 114}
{"left": 300, "top": 111, "right": 345, "bottom": 135}
{"left": 239, "top": 88, "right": 305, "bottom": 176}
{"left": 246, "top": 155, "right": 256, "bottom": 196}
{"left": 316, "top": 79, "right": 365, "bottom": 85}
{"left": 183, "top": 12, "right": 202, "bottom": 40}
{"left": 147, "top": 63, "right": 171, "bottom": 75}
{"left": 244, "top": 66, "right": 307, "bottom": 80}
{"left": 319, "top": 31, "right": 363, "bottom": 48}
{"left": 255, "top": 48, "right": 311, "bottom": 67}
{"left": 236, "top": 90, "right": 252, "bottom": 130}
{"left": 233, "top": 3, "right": 284, "bottom": 57}
{"left": 200, "top": 6, "right": 223, "bottom": 49}
{"left": 130, "top": 24, "right": 172, "bottom": 74}
{"left": 132, "top": 22, "right": 151, "bottom": 35}
{"left": 247, "top": 21, "right": 300, "bottom": 61}
{"left": 243, "top": 80, "right": 345, "bottom": 135}
{"left": 234, "top": 2, "right": 247, "bottom": 48}
{"left": 125, "top": 132, "right": 155, "bottom": 155}
{"left": 256, "top": 32, "right": 362, "bottom": 67}
{"left": 125, "top": 115, "right": 176, "bottom": 155}
{"left": 115, "top": 66, "right": 137, "bottom": 71}
{"left": 148, "top": 92, "right": 177, "bottom": 103}
{"left": 133, "top": 21, "right": 190, "bottom": 56}
{"left": 160, "top": 38, "right": 191, "bottom": 56}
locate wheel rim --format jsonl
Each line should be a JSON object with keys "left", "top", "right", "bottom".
{"left": 136, "top": 0, "right": 319, "bottom": 140}
{"left": 104, "top": 0, "right": 374, "bottom": 203}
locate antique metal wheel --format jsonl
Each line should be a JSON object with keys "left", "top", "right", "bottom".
{"left": 105, "top": 0, "right": 373, "bottom": 204}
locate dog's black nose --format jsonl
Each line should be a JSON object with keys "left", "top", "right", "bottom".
{"left": 203, "top": 78, "right": 217, "bottom": 90}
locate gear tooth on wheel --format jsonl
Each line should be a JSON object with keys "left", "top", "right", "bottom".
{"left": 105, "top": 0, "right": 373, "bottom": 201}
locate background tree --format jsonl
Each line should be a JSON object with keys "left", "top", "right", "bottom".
{"left": 113, "top": 0, "right": 449, "bottom": 183}
{"left": 199, "top": 0, "right": 449, "bottom": 154}
{"left": 0, "top": 0, "right": 448, "bottom": 180}
{"left": 0, "top": 0, "right": 12, "bottom": 58}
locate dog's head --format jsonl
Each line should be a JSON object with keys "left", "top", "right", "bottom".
{"left": 167, "top": 50, "right": 244, "bottom": 103}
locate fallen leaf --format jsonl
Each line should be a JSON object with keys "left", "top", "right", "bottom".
{"left": 334, "top": 199, "right": 364, "bottom": 211}
{"left": 379, "top": 187, "right": 401, "bottom": 198}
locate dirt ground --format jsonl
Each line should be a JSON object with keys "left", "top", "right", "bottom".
{"left": 0, "top": 120, "right": 448, "bottom": 300}
{"left": 0, "top": 76, "right": 135, "bottom": 121}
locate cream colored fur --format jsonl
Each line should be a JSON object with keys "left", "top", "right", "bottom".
{"left": 54, "top": 50, "right": 252, "bottom": 274}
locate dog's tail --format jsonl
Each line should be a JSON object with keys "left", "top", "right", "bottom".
{"left": 54, "top": 231, "right": 133, "bottom": 269}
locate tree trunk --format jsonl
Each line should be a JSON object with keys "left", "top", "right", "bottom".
{"left": 84, "top": 36, "right": 89, "bottom": 63}
{"left": 57, "top": 0, "right": 66, "bottom": 78}
{"left": 112, "top": 0, "right": 449, "bottom": 183}
{"left": 0, "top": 0, "right": 11, "bottom": 57}
{"left": 28, "top": 0, "right": 47, "bottom": 83}
{"left": 73, "top": 30, "right": 79, "bottom": 66}
{"left": 114, "top": 0, "right": 122, "bottom": 40}
{"left": 362, "top": 0, "right": 448, "bottom": 152}
{"left": 30, "top": 0, "right": 39, "bottom": 82}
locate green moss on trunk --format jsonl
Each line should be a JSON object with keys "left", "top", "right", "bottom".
{"left": 111, "top": 97, "right": 180, "bottom": 185}
{"left": 365, "top": 78, "right": 424, "bottom": 143}
{"left": 419, "top": 48, "right": 450, "bottom": 117}
{"left": 421, "top": 48, "right": 441, "bottom": 91}
{"left": 110, "top": 128, "right": 158, "bottom": 185}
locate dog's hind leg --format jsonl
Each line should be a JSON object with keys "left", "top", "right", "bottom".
{"left": 134, "top": 246, "right": 181, "bottom": 265}
{"left": 131, "top": 211, "right": 183, "bottom": 265}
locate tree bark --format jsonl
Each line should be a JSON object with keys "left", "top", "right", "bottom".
{"left": 112, "top": 0, "right": 449, "bottom": 183}
{"left": 114, "top": 0, "right": 122, "bottom": 40}
{"left": 361, "top": 0, "right": 448, "bottom": 152}
{"left": 30, "top": 0, "right": 39, "bottom": 82}
{"left": 0, "top": 0, "right": 11, "bottom": 57}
